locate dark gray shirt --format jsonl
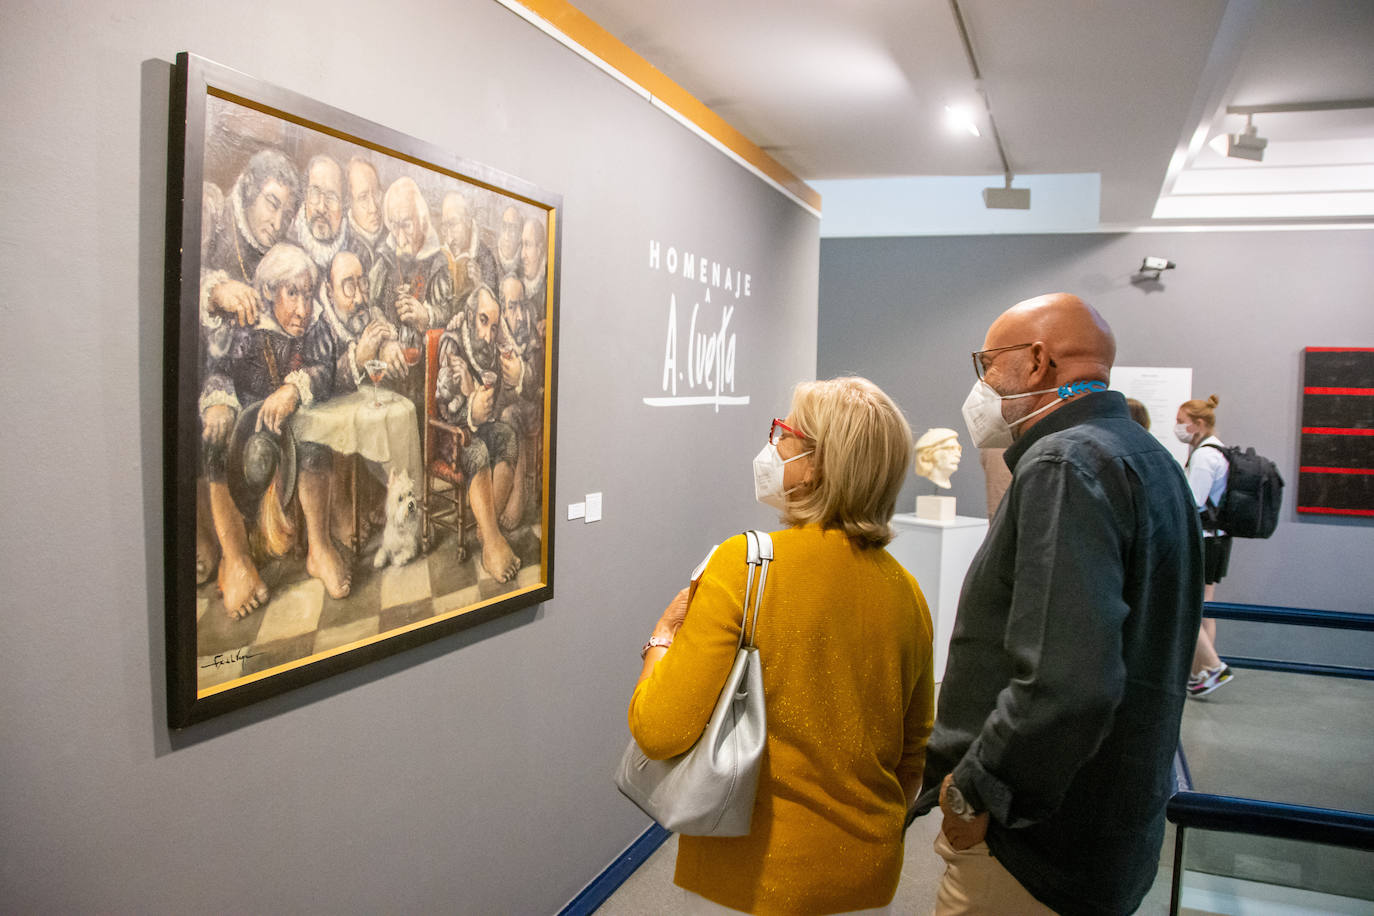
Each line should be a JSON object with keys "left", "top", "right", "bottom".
{"left": 916, "top": 390, "right": 1203, "bottom": 916}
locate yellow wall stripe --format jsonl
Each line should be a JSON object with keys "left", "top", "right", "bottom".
{"left": 513, "top": 0, "right": 822, "bottom": 212}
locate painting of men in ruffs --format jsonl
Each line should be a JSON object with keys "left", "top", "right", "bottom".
{"left": 188, "top": 92, "right": 555, "bottom": 697}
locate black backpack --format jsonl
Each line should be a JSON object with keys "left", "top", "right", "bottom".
{"left": 1200, "top": 444, "right": 1285, "bottom": 538}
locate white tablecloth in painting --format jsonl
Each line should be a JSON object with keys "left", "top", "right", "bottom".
{"left": 290, "top": 389, "right": 421, "bottom": 481}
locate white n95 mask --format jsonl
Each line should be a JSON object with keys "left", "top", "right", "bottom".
{"left": 753, "top": 443, "right": 812, "bottom": 511}
{"left": 961, "top": 379, "right": 1063, "bottom": 449}
{"left": 1174, "top": 423, "right": 1194, "bottom": 443}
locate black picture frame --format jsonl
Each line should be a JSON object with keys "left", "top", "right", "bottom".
{"left": 165, "top": 52, "right": 560, "bottom": 727}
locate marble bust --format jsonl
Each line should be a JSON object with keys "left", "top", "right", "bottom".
{"left": 914, "top": 427, "right": 962, "bottom": 490}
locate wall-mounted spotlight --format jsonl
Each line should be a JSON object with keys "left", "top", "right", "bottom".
{"left": 1222, "top": 114, "right": 1267, "bottom": 161}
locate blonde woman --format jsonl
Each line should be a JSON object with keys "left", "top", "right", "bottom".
{"left": 1176, "top": 395, "right": 1232, "bottom": 697}
{"left": 628, "top": 377, "right": 935, "bottom": 915}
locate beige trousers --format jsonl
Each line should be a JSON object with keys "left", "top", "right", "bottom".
{"left": 933, "top": 830, "right": 1059, "bottom": 916}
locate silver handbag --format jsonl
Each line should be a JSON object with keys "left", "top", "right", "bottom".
{"left": 615, "top": 530, "right": 773, "bottom": 837}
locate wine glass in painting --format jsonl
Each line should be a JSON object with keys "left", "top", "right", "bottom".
{"left": 364, "top": 359, "right": 388, "bottom": 407}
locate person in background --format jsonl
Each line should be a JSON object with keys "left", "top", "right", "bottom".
{"left": 1126, "top": 396, "right": 1151, "bottom": 429}
{"left": 978, "top": 447, "right": 1012, "bottom": 516}
{"left": 628, "top": 377, "right": 934, "bottom": 915}
{"left": 916, "top": 293, "right": 1202, "bottom": 916}
{"left": 1176, "top": 394, "right": 1233, "bottom": 697}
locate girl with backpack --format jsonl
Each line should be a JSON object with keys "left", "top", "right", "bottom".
{"left": 1176, "top": 395, "right": 1233, "bottom": 697}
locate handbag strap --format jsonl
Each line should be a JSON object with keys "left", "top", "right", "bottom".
{"left": 739, "top": 530, "right": 773, "bottom": 650}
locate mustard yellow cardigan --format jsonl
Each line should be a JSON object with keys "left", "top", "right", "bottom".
{"left": 629, "top": 525, "right": 935, "bottom": 915}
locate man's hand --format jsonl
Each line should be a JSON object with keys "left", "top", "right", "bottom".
{"left": 469, "top": 384, "right": 495, "bottom": 425}
{"left": 379, "top": 339, "right": 407, "bottom": 379}
{"left": 202, "top": 404, "right": 235, "bottom": 445}
{"left": 939, "top": 773, "right": 990, "bottom": 850}
{"left": 209, "top": 279, "right": 261, "bottom": 327}
{"left": 356, "top": 319, "right": 392, "bottom": 366}
{"left": 499, "top": 348, "right": 522, "bottom": 389}
{"left": 394, "top": 292, "right": 428, "bottom": 330}
{"left": 258, "top": 384, "right": 301, "bottom": 434}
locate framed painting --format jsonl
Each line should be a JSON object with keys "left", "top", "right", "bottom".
{"left": 164, "top": 53, "right": 560, "bottom": 726}
{"left": 1297, "top": 347, "right": 1374, "bottom": 518}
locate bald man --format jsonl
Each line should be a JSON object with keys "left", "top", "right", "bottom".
{"left": 913, "top": 294, "right": 1203, "bottom": 916}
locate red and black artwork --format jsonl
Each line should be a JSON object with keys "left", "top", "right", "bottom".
{"left": 1297, "top": 348, "right": 1374, "bottom": 518}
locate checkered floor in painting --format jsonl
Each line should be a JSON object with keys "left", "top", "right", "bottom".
{"left": 195, "top": 521, "right": 543, "bottom": 691}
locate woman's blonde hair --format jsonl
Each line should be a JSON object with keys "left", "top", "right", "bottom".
{"left": 781, "top": 376, "right": 913, "bottom": 548}
{"left": 1180, "top": 394, "right": 1220, "bottom": 430}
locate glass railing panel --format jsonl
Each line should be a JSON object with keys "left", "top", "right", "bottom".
{"left": 1176, "top": 827, "right": 1374, "bottom": 915}
{"left": 1179, "top": 669, "right": 1374, "bottom": 815}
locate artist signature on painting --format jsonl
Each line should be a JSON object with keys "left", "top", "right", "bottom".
{"left": 200, "top": 648, "right": 261, "bottom": 670}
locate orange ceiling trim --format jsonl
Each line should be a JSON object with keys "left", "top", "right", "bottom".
{"left": 514, "top": 0, "right": 822, "bottom": 212}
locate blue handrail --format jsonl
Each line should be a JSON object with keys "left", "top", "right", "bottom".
{"left": 1167, "top": 791, "right": 1374, "bottom": 851}
{"left": 1203, "top": 601, "right": 1374, "bottom": 679}
{"left": 1203, "top": 601, "right": 1374, "bottom": 630}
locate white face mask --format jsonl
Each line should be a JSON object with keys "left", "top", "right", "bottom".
{"left": 960, "top": 379, "right": 1063, "bottom": 449}
{"left": 753, "top": 442, "right": 812, "bottom": 511}
{"left": 1174, "top": 422, "right": 1194, "bottom": 443}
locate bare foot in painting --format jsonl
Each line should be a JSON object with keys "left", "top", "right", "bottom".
{"left": 307, "top": 541, "right": 352, "bottom": 599}
{"left": 481, "top": 534, "right": 522, "bottom": 583}
{"left": 499, "top": 502, "right": 523, "bottom": 533}
{"left": 331, "top": 513, "right": 356, "bottom": 552}
{"left": 196, "top": 478, "right": 219, "bottom": 584}
{"left": 218, "top": 555, "right": 268, "bottom": 620}
{"left": 197, "top": 541, "right": 220, "bottom": 585}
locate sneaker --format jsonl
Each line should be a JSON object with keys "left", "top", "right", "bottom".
{"left": 1188, "top": 665, "right": 1234, "bottom": 698}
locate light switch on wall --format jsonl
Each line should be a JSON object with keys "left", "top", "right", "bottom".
{"left": 585, "top": 492, "right": 602, "bottom": 523}
{"left": 568, "top": 502, "right": 586, "bottom": 520}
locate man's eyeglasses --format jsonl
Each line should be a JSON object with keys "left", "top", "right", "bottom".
{"left": 338, "top": 275, "right": 369, "bottom": 299}
{"left": 307, "top": 186, "right": 342, "bottom": 209}
{"left": 971, "top": 342, "right": 1035, "bottom": 381}
{"left": 769, "top": 418, "right": 809, "bottom": 446}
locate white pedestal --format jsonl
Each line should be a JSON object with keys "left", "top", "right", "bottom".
{"left": 916, "top": 494, "right": 955, "bottom": 522}
{"left": 886, "top": 513, "right": 989, "bottom": 682}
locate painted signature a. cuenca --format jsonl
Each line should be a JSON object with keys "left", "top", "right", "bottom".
{"left": 201, "top": 647, "right": 260, "bottom": 669}
{"left": 644, "top": 239, "right": 752, "bottom": 411}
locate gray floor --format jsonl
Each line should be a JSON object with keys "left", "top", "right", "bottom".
{"left": 597, "top": 668, "right": 1374, "bottom": 915}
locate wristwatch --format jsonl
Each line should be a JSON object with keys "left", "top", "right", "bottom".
{"left": 945, "top": 781, "right": 980, "bottom": 822}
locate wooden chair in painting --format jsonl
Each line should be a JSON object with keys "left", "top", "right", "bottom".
{"left": 423, "top": 328, "right": 476, "bottom": 560}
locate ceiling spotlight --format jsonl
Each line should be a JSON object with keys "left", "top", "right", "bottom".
{"left": 944, "top": 105, "right": 981, "bottom": 137}
{"left": 1223, "top": 115, "right": 1267, "bottom": 162}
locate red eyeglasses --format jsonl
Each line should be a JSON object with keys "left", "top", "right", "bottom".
{"left": 769, "top": 418, "right": 809, "bottom": 446}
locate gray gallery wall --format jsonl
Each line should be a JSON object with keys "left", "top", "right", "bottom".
{"left": 819, "top": 229, "right": 1374, "bottom": 640}
{"left": 0, "top": 1, "right": 818, "bottom": 911}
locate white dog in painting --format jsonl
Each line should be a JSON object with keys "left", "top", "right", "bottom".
{"left": 374, "top": 468, "right": 423, "bottom": 569}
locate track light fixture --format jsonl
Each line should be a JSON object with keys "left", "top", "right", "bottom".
{"left": 1223, "top": 115, "right": 1268, "bottom": 162}
{"left": 948, "top": 0, "right": 1030, "bottom": 210}
{"left": 1215, "top": 98, "right": 1374, "bottom": 163}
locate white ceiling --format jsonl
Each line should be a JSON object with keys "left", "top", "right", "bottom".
{"left": 569, "top": 0, "right": 1374, "bottom": 225}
